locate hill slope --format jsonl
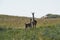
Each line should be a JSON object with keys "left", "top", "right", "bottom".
{"left": 0, "top": 15, "right": 32, "bottom": 28}
{"left": 0, "top": 14, "right": 60, "bottom": 29}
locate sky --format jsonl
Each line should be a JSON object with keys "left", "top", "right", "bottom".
{"left": 0, "top": 0, "right": 60, "bottom": 18}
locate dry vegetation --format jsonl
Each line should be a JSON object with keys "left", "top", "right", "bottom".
{"left": 0, "top": 14, "right": 60, "bottom": 40}
{"left": 0, "top": 14, "right": 60, "bottom": 29}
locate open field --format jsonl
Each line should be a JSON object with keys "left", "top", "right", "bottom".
{"left": 0, "top": 24, "right": 60, "bottom": 40}
{"left": 0, "top": 15, "right": 60, "bottom": 40}
{"left": 0, "top": 15, "right": 60, "bottom": 28}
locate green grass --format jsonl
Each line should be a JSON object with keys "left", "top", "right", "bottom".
{"left": 0, "top": 14, "right": 60, "bottom": 40}
{"left": 0, "top": 24, "right": 60, "bottom": 40}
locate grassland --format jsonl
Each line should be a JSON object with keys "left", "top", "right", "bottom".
{"left": 0, "top": 14, "right": 60, "bottom": 40}
{"left": 0, "top": 24, "right": 60, "bottom": 40}
{"left": 0, "top": 14, "right": 60, "bottom": 29}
